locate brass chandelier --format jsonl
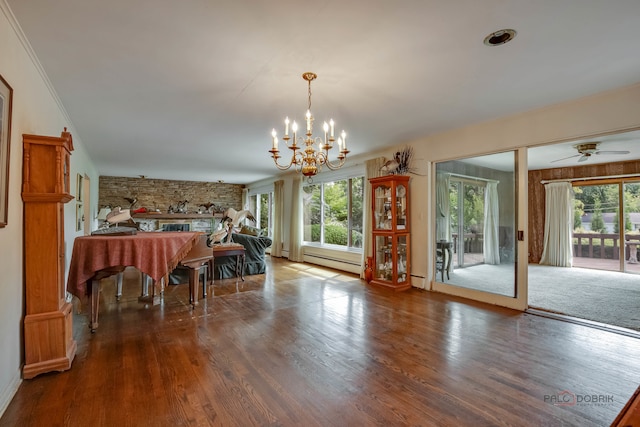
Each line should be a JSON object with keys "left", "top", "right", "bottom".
{"left": 269, "top": 72, "right": 349, "bottom": 177}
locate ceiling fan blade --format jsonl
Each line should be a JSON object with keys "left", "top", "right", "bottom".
{"left": 577, "top": 154, "right": 590, "bottom": 162}
{"left": 550, "top": 154, "right": 581, "bottom": 163}
{"left": 594, "top": 150, "right": 631, "bottom": 155}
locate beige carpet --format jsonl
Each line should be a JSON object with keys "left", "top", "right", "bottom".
{"left": 443, "top": 263, "right": 640, "bottom": 331}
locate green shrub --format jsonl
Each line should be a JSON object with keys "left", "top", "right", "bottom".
{"left": 305, "top": 223, "right": 362, "bottom": 247}
{"left": 325, "top": 224, "right": 347, "bottom": 245}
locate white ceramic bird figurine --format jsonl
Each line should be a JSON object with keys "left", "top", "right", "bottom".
{"left": 123, "top": 197, "right": 138, "bottom": 209}
{"left": 380, "top": 158, "right": 399, "bottom": 174}
{"left": 106, "top": 206, "right": 132, "bottom": 224}
{"left": 207, "top": 222, "right": 231, "bottom": 246}
{"left": 223, "top": 208, "right": 256, "bottom": 228}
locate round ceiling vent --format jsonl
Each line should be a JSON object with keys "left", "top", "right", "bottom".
{"left": 483, "top": 29, "right": 517, "bottom": 46}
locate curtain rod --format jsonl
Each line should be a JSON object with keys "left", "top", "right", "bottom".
{"left": 540, "top": 173, "right": 640, "bottom": 184}
{"left": 446, "top": 172, "right": 499, "bottom": 184}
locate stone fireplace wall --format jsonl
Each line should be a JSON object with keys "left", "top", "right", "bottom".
{"left": 98, "top": 176, "right": 244, "bottom": 214}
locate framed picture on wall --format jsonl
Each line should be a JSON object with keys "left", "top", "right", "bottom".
{"left": 0, "top": 74, "right": 13, "bottom": 228}
{"left": 76, "top": 173, "right": 83, "bottom": 202}
{"left": 76, "top": 203, "right": 84, "bottom": 232}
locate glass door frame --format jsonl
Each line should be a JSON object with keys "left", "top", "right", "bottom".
{"left": 431, "top": 148, "right": 528, "bottom": 311}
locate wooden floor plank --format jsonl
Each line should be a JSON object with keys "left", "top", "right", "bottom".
{"left": 2, "top": 257, "right": 640, "bottom": 426}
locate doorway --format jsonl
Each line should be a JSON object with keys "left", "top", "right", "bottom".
{"left": 573, "top": 180, "right": 640, "bottom": 274}
{"left": 434, "top": 150, "right": 523, "bottom": 305}
{"left": 449, "top": 179, "right": 486, "bottom": 269}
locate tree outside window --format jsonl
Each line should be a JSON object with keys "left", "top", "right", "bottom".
{"left": 303, "top": 177, "right": 363, "bottom": 249}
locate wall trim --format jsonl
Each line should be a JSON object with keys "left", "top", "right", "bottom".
{"left": 0, "top": 368, "right": 21, "bottom": 417}
{"left": 0, "top": 0, "right": 74, "bottom": 130}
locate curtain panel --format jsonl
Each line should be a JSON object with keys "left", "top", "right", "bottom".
{"left": 288, "top": 175, "right": 305, "bottom": 262}
{"left": 436, "top": 172, "right": 451, "bottom": 243}
{"left": 540, "top": 182, "right": 573, "bottom": 267}
{"left": 271, "top": 180, "right": 284, "bottom": 257}
{"left": 483, "top": 181, "right": 500, "bottom": 264}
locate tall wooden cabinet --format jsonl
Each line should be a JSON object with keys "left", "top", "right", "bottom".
{"left": 369, "top": 175, "right": 411, "bottom": 291}
{"left": 22, "top": 129, "right": 77, "bottom": 379}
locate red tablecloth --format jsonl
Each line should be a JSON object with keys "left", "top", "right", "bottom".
{"left": 66, "top": 231, "right": 200, "bottom": 299}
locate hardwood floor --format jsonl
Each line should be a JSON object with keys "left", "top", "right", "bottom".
{"left": 2, "top": 257, "right": 640, "bottom": 426}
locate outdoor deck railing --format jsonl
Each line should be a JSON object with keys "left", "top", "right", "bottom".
{"left": 451, "top": 233, "right": 483, "bottom": 254}
{"left": 451, "top": 232, "right": 640, "bottom": 262}
{"left": 573, "top": 232, "right": 640, "bottom": 260}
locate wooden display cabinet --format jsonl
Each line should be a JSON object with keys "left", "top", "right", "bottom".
{"left": 369, "top": 175, "right": 411, "bottom": 291}
{"left": 22, "top": 128, "right": 77, "bottom": 379}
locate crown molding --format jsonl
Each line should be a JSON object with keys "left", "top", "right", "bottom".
{"left": 0, "top": 0, "right": 75, "bottom": 131}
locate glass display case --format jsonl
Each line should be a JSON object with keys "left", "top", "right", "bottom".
{"left": 369, "top": 175, "right": 411, "bottom": 291}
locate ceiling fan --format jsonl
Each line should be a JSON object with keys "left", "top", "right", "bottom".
{"left": 550, "top": 142, "right": 630, "bottom": 163}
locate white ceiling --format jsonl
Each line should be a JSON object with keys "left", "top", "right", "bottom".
{"left": 7, "top": 0, "right": 640, "bottom": 184}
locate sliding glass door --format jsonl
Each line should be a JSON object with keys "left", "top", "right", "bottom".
{"left": 573, "top": 180, "right": 640, "bottom": 274}
{"left": 449, "top": 179, "right": 486, "bottom": 268}
{"left": 435, "top": 151, "right": 518, "bottom": 298}
{"left": 623, "top": 181, "right": 640, "bottom": 274}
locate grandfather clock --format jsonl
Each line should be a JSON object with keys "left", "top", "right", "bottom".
{"left": 22, "top": 128, "right": 77, "bottom": 379}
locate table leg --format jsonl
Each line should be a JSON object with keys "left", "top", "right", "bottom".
{"left": 141, "top": 273, "right": 150, "bottom": 297}
{"left": 116, "top": 272, "right": 123, "bottom": 301}
{"left": 188, "top": 267, "right": 200, "bottom": 306}
{"left": 137, "top": 274, "right": 162, "bottom": 305}
{"left": 238, "top": 254, "right": 245, "bottom": 281}
{"left": 198, "top": 261, "right": 211, "bottom": 298}
{"left": 90, "top": 279, "right": 100, "bottom": 332}
{"left": 203, "top": 274, "right": 207, "bottom": 298}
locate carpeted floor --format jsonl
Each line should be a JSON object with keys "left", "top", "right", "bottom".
{"left": 443, "top": 263, "right": 640, "bottom": 331}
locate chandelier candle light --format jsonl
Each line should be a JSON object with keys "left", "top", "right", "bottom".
{"left": 269, "top": 72, "right": 349, "bottom": 178}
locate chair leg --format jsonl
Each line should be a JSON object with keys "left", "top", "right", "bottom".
{"left": 201, "top": 263, "right": 208, "bottom": 298}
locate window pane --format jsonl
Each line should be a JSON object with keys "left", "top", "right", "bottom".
{"left": 259, "top": 194, "right": 269, "bottom": 230}
{"left": 573, "top": 183, "right": 620, "bottom": 271}
{"left": 303, "top": 184, "right": 321, "bottom": 242}
{"left": 323, "top": 180, "right": 348, "bottom": 246}
{"left": 303, "top": 176, "right": 364, "bottom": 249}
{"left": 267, "top": 191, "right": 274, "bottom": 237}
{"left": 248, "top": 195, "right": 257, "bottom": 219}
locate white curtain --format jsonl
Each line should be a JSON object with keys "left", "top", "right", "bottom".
{"left": 483, "top": 181, "right": 500, "bottom": 265}
{"left": 242, "top": 188, "right": 249, "bottom": 210}
{"left": 271, "top": 180, "right": 284, "bottom": 257}
{"left": 288, "top": 175, "right": 305, "bottom": 262}
{"left": 436, "top": 172, "right": 451, "bottom": 243}
{"left": 540, "top": 182, "right": 573, "bottom": 267}
{"left": 360, "top": 157, "right": 386, "bottom": 278}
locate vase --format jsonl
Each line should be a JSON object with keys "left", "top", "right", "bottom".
{"left": 364, "top": 257, "right": 374, "bottom": 283}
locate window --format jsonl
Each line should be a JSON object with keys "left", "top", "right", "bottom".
{"left": 449, "top": 179, "right": 486, "bottom": 268}
{"left": 303, "top": 176, "right": 364, "bottom": 249}
{"left": 572, "top": 180, "right": 640, "bottom": 273}
{"left": 248, "top": 192, "right": 273, "bottom": 237}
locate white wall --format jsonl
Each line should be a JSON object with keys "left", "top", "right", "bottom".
{"left": 0, "top": 1, "right": 99, "bottom": 416}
